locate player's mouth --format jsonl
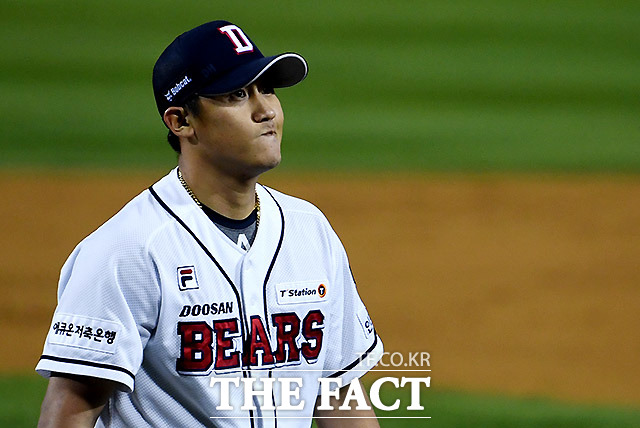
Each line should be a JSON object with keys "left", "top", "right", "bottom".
{"left": 261, "top": 130, "right": 277, "bottom": 137}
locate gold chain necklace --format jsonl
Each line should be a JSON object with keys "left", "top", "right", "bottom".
{"left": 177, "top": 169, "right": 260, "bottom": 229}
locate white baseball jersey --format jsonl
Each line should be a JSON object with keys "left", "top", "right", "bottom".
{"left": 36, "top": 168, "right": 383, "bottom": 427}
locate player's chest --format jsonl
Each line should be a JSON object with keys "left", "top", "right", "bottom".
{"left": 150, "top": 240, "right": 334, "bottom": 374}
{"left": 153, "top": 235, "right": 333, "bottom": 308}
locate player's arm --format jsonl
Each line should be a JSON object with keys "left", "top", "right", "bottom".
{"left": 313, "top": 378, "right": 380, "bottom": 428}
{"left": 38, "top": 372, "right": 118, "bottom": 428}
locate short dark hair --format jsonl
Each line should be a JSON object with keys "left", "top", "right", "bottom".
{"left": 167, "top": 96, "right": 202, "bottom": 153}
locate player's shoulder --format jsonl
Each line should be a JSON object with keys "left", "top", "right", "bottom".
{"left": 77, "top": 185, "right": 173, "bottom": 253}
{"left": 260, "top": 185, "right": 327, "bottom": 220}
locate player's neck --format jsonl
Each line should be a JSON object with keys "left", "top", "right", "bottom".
{"left": 177, "top": 160, "right": 258, "bottom": 220}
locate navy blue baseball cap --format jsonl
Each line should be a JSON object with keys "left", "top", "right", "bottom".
{"left": 153, "top": 20, "right": 308, "bottom": 117}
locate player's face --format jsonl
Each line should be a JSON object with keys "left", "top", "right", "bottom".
{"left": 188, "top": 81, "right": 284, "bottom": 180}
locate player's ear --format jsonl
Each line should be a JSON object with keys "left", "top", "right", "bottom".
{"left": 163, "top": 106, "right": 194, "bottom": 139}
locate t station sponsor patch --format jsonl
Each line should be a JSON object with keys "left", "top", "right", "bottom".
{"left": 276, "top": 280, "right": 329, "bottom": 305}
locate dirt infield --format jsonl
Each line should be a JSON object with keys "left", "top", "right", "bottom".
{"left": 2, "top": 171, "right": 639, "bottom": 406}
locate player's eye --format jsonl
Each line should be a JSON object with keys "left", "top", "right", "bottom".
{"left": 260, "top": 86, "right": 275, "bottom": 95}
{"left": 229, "top": 89, "right": 247, "bottom": 100}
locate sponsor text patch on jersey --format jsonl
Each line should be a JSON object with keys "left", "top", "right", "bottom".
{"left": 48, "top": 314, "right": 122, "bottom": 354}
{"left": 276, "top": 280, "right": 329, "bottom": 305}
{"left": 356, "top": 307, "right": 374, "bottom": 338}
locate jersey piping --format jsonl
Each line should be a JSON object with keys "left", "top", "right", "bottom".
{"left": 149, "top": 186, "right": 259, "bottom": 425}
{"left": 202, "top": 204, "right": 258, "bottom": 249}
{"left": 260, "top": 185, "right": 286, "bottom": 427}
{"left": 148, "top": 186, "right": 248, "bottom": 342}
{"left": 260, "top": 185, "right": 285, "bottom": 334}
{"left": 202, "top": 205, "right": 258, "bottom": 229}
{"left": 39, "top": 355, "right": 135, "bottom": 380}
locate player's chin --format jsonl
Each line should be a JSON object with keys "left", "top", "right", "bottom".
{"left": 261, "top": 156, "right": 282, "bottom": 172}
{"left": 248, "top": 154, "right": 281, "bottom": 178}
{"left": 262, "top": 145, "right": 282, "bottom": 168}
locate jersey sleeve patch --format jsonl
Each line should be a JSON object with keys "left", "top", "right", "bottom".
{"left": 276, "top": 280, "right": 329, "bottom": 305}
{"left": 356, "top": 307, "right": 374, "bottom": 338}
{"left": 47, "top": 313, "right": 122, "bottom": 354}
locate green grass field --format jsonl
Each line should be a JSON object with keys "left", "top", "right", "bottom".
{"left": 2, "top": 0, "right": 640, "bottom": 425}
{"left": 2, "top": 0, "right": 639, "bottom": 171}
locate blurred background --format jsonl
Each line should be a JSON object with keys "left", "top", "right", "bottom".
{"left": 1, "top": 0, "right": 639, "bottom": 426}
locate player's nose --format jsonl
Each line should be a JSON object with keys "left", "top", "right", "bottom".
{"left": 251, "top": 91, "right": 276, "bottom": 123}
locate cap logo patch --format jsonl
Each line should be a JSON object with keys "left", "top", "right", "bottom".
{"left": 218, "top": 24, "right": 254, "bottom": 54}
{"left": 165, "top": 75, "right": 193, "bottom": 102}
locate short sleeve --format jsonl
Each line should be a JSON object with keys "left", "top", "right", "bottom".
{"left": 322, "top": 227, "right": 383, "bottom": 385}
{"left": 35, "top": 234, "right": 160, "bottom": 393}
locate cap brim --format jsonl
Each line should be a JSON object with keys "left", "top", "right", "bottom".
{"left": 199, "top": 53, "right": 308, "bottom": 96}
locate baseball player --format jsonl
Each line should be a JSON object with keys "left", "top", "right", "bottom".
{"left": 36, "top": 20, "right": 383, "bottom": 427}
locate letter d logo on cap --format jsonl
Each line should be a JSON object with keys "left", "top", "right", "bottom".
{"left": 218, "top": 25, "right": 254, "bottom": 54}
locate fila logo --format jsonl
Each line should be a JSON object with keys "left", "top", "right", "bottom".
{"left": 218, "top": 24, "right": 254, "bottom": 54}
{"left": 178, "top": 266, "right": 199, "bottom": 291}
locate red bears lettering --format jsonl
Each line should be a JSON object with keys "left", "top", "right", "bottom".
{"left": 243, "top": 316, "right": 275, "bottom": 367}
{"left": 176, "top": 322, "right": 213, "bottom": 372}
{"left": 213, "top": 319, "right": 241, "bottom": 370}
{"left": 177, "top": 310, "right": 324, "bottom": 373}
{"left": 271, "top": 312, "right": 301, "bottom": 364}
{"left": 301, "top": 310, "right": 324, "bottom": 362}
